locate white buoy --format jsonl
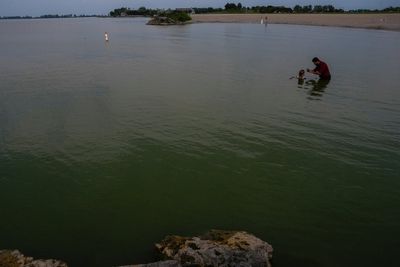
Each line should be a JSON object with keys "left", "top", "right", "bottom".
{"left": 104, "top": 32, "right": 109, "bottom": 42}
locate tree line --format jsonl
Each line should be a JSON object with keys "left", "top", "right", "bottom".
{"left": 109, "top": 4, "right": 400, "bottom": 17}
{"left": 1, "top": 3, "right": 399, "bottom": 20}
{"left": 109, "top": 7, "right": 158, "bottom": 17}
{"left": 220, "top": 3, "right": 400, "bottom": 14}
{"left": 0, "top": 14, "right": 100, "bottom": 20}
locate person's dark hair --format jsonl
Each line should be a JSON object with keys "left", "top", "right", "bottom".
{"left": 312, "top": 57, "right": 320, "bottom": 62}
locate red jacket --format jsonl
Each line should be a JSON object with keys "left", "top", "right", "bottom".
{"left": 314, "top": 61, "right": 331, "bottom": 80}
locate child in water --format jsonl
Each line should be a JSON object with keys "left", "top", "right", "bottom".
{"left": 290, "top": 69, "right": 306, "bottom": 80}
{"left": 297, "top": 69, "right": 306, "bottom": 80}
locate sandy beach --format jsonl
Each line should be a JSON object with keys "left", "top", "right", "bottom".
{"left": 191, "top": 13, "right": 400, "bottom": 31}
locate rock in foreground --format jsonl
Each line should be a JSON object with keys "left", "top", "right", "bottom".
{"left": 122, "top": 260, "right": 180, "bottom": 267}
{"left": 0, "top": 250, "right": 67, "bottom": 267}
{"left": 150, "top": 230, "right": 273, "bottom": 267}
{"left": 1, "top": 230, "right": 273, "bottom": 267}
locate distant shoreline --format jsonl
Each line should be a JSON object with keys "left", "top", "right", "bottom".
{"left": 1, "top": 13, "right": 399, "bottom": 32}
{"left": 191, "top": 14, "right": 400, "bottom": 31}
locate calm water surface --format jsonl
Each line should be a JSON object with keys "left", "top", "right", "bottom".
{"left": 0, "top": 18, "right": 400, "bottom": 267}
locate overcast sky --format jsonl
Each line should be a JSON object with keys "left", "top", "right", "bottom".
{"left": 0, "top": 1, "right": 398, "bottom": 16}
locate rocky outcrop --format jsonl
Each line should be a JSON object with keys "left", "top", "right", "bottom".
{"left": 1, "top": 230, "right": 273, "bottom": 267}
{"left": 139, "top": 230, "right": 273, "bottom": 267}
{"left": 121, "top": 260, "right": 181, "bottom": 267}
{"left": 146, "top": 16, "right": 189, "bottom": 25}
{"left": 0, "top": 250, "right": 67, "bottom": 267}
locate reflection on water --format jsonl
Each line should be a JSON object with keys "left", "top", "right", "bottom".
{"left": 304, "top": 79, "right": 330, "bottom": 99}
{"left": 0, "top": 18, "right": 400, "bottom": 267}
{"left": 295, "top": 78, "right": 330, "bottom": 100}
{"left": 297, "top": 78, "right": 305, "bottom": 86}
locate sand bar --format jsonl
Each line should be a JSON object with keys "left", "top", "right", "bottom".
{"left": 191, "top": 14, "right": 400, "bottom": 31}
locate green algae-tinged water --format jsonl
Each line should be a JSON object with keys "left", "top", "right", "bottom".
{"left": 0, "top": 17, "right": 400, "bottom": 266}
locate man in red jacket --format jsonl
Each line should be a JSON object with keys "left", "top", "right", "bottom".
{"left": 307, "top": 57, "right": 331, "bottom": 80}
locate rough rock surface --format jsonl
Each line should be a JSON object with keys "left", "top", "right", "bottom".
{"left": 153, "top": 230, "right": 273, "bottom": 267}
{"left": 146, "top": 16, "right": 188, "bottom": 25}
{"left": 0, "top": 250, "right": 67, "bottom": 267}
{"left": 2, "top": 230, "right": 273, "bottom": 267}
{"left": 121, "top": 260, "right": 181, "bottom": 267}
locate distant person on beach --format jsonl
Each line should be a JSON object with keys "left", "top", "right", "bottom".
{"left": 307, "top": 57, "right": 331, "bottom": 80}
{"left": 261, "top": 16, "right": 268, "bottom": 25}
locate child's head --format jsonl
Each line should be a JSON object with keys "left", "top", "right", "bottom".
{"left": 298, "top": 69, "right": 305, "bottom": 77}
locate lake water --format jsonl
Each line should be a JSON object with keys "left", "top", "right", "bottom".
{"left": 0, "top": 17, "right": 399, "bottom": 267}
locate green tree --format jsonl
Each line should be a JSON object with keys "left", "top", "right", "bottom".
{"left": 294, "top": 5, "right": 302, "bottom": 13}
{"left": 225, "top": 3, "right": 237, "bottom": 10}
{"left": 322, "top": 5, "right": 335, "bottom": 12}
{"left": 162, "top": 11, "right": 192, "bottom": 23}
{"left": 303, "top": 5, "right": 313, "bottom": 13}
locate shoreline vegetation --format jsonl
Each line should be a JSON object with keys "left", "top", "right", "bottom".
{"left": 110, "top": 4, "right": 400, "bottom": 30}
{"left": 2, "top": 3, "right": 400, "bottom": 19}
{"left": 2, "top": 13, "right": 399, "bottom": 32}
{"left": 0, "top": 14, "right": 102, "bottom": 19}
{"left": 147, "top": 11, "right": 192, "bottom": 25}
{"left": 2, "top": 3, "right": 399, "bottom": 31}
